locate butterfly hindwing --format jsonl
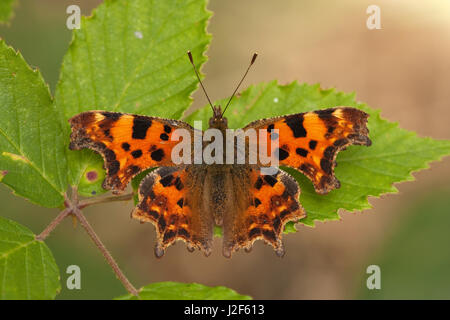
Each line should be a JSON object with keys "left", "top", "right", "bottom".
{"left": 132, "top": 165, "right": 214, "bottom": 257}
{"left": 244, "top": 107, "right": 371, "bottom": 194}
{"left": 69, "top": 111, "right": 194, "bottom": 193}
{"left": 222, "top": 166, "right": 305, "bottom": 258}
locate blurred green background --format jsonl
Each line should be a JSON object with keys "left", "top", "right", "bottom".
{"left": 0, "top": 0, "right": 449, "bottom": 299}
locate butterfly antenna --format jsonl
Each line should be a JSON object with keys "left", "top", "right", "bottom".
{"left": 222, "top": 52, "right": 258, "bottom": 116}
{"left": 187, "top": 51, "right": 214, "bottom": 112}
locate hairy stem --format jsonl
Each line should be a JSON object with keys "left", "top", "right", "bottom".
{"left": 35, "top": 208, "right": 71, "bottom": 241}
{"left": 36, "top": 188, "right": 139, "bottom": 297}
{"left": 72, "top": 207, "right": 139, "bottom": 297}
{"left": 79, "top": 192, "right": 133, "bottom": 209}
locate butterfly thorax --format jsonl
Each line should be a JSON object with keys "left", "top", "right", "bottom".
{"left": 205, "top": 105, "right": 231, "bottom": 168}
{"left": 208, "top": 105, "right": 228, "bottom": 132}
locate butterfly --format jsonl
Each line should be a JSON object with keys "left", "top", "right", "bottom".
{"left": 68, "top": 52, "right": 371, "bottom": 258}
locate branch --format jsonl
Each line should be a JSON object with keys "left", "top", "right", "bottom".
{"left": 35, "top": 208, "right": 71, "bottom": 241}
{"left": 79, "top": 192, "right": 133, "bottom": 209}
{"left": 35, "top": 189, "right": 139, "bottom": 297}
{"left": 72, "top": 207, "right": 139, "bottom": 297}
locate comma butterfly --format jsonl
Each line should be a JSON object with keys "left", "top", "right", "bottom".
{"left": 69, "top": 52, "right": 371, "bottom": 258}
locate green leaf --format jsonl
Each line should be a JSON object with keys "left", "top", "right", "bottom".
{"left": 76, "top": 160, "right": 106, "bottom": 197}
{"left": 0, "top": 0, "right": 16, "bottom": 24}
{"left": 0, "top": 216, "right": 60, "bottom": 299}
{"left": 0, "top": 40, "right": 68, "bottom": 207}
{"left": 186, "top": 81, "right": 450, "bottom": 227}
{"left": 55, "top": 0, "right": 211, "bottom": 197}
{"left": 116, "top": 281, "right": 252, "bottom": 300}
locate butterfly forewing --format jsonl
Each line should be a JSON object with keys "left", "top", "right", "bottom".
{"left": 244, "top": 107, "right": 371, "bottom": 194}
{"left": 69, "top": 111, "right": 194, "bottom": 193}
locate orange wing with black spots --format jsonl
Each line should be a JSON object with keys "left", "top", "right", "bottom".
{"left": 244, "top": 107, "right": 371, "bottom": 194}
{"left": 132, "top": 166, "right": 214, "bottom": 258}
{"left": 222, "top": 166, "right": 305, "bottom": 258}
{"left": 69, "top": 111, "right": 194, "bottom": 193}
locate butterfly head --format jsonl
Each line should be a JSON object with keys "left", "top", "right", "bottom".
{"left": 209, "top": 105, "right": 228, "bottom": 130}
{"left": 187, "top": 51, "right": 257, "bottom": 131}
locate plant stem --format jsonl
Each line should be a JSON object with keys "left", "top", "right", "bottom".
{"left": 35, "top": 208, "right": 71, "bottom": 241}
{"left": 72, "top": 207, "right": 139, "bottom": 297}
{"left": 79, "top": 192, "right": 133, "bottom": 209}
{"left": 36, "top": 188, "right": 139, "bottom": 297}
